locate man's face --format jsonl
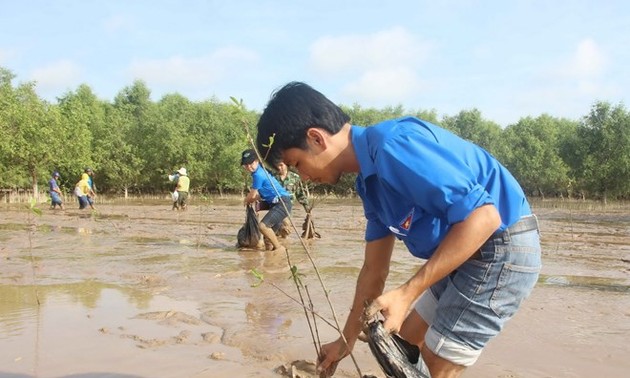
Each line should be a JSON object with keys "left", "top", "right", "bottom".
{"left": 281, "top": 147, "right": 341, "bottom": 185}
{"left": 242, "top": 160, "right": 258, "bottom": 173}
{"left": 276, "top": 162, "right": 288, "bottom": 176}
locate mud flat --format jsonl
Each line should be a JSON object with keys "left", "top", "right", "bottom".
{"left": 1, "top": 198, "right": 629, "bottom": 377}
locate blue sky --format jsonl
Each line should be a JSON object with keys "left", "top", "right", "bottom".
{"left": 1, "top": 0, "right": 628, "bottom": 126}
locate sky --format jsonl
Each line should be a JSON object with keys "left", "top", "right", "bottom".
{"left": 1, "top": 0, "right": 629, "bottom": 127}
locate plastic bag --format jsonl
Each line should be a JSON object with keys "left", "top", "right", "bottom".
{"left": 237, "top": 204, "right": 262, "bottom": 248}
{"left": 172, "top": 191, "right": 179, "bottom": 202}
{"left": 365, "top": 320, "right": 427, "bottom": 378}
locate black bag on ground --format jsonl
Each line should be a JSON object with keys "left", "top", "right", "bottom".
{"left": 237, "top": 204, "right": 261, "bottom": 248}
{"left": 365, "top": 320, "right": 427, "bottom": 378}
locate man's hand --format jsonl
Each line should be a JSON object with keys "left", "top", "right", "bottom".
{"left": 317, "top": 338, "right": 351, "bottom": 377}
{"left": 364, "top": 285, "right": 413, "bottom": 334}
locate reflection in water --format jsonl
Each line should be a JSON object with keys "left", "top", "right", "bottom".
{"left": 0, "top": 222, "right": 94, "bottom": 235}
{"left": 0, "top": 282, "right": 217, "bottom": 377}
{"left": 539, "top": 274, "right": 630, "bottom": 292}
{"left": 0, "top": 282, "right": 152, "bottom": 339}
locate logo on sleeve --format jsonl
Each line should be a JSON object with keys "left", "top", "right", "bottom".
{"left": 400, "top": 208, "right": 414, "bottom": 231}
{"left": 389, "top": 208, "right": 415, "bottom": 236}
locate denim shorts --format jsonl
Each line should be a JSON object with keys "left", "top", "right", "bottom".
{"left": 415, "top": 219, "right": 541, "bottom": 366}
{"left": 77, "top": 195, "right": 89, "bottom": 209}
{"left": 261, "top": 196, "right": 292, "bottom": 232}
{"left": 50, "top": 192, "right": 63, "bottom": 205}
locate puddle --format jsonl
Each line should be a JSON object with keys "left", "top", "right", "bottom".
{"left": 539, "top": 274, "right": 630, "bottom": 292}
{"left": 0, "top": 282, "right": 229, "bottom": 377}
{"left": 0, "top": 222, "right": 98, "bottom": 235}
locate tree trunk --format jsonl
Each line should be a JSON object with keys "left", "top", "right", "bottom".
{"left": 124, "top": 186, "right": 129, "bottom": 199}
{"left": 30, "top": 170, "right": 39, "bottom": 202}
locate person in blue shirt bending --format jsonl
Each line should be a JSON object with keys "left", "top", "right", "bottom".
{"left": 241, "top": 149, "right": 293, "bottom": 252}
{"left": 255, "top": 82, "right": 541, "bottom": 378}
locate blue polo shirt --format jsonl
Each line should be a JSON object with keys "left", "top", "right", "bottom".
{"left": 352, "top": 117, "right": 531, "bottom": 259}
{"left": 49, "top": 178, "right": 59, "bottom": 193}
{"left": 251, "top": 164, "right": 290, "bottom": 203}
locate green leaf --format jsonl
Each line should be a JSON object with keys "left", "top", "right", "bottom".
{"left": 249, "top": 268, "right": 264, "bottom": 287}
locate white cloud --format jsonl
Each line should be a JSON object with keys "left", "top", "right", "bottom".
{"left": 570, "top": 38, "right": 607, "bottom": 78}
{"left": 310, "top": 27, "right": 432, "bottom": 104}
{"left": 29, "top": 60, "right": 83, "bottom": 91}
{"left": 531, "top": 37, "right": 613, "bottom": 107}
{"left": 309, "top": 26, "right": 432, "bottom": 75}
{"left": 127, "top": 47, "right": 260, "bottom": 87}
{"left": 342, "top": 67, "right": 421, "bottom": 103}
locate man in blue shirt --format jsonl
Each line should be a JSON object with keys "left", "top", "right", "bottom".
{"left": 241, "top": 149, "right": 293, "bottom": 252}
{"left": 84, "top": 167, "right": 96, "bottom": 207}
{"left": 48, "top": 171, "right": 64, "bottom": 210}
{"left": 255, "top": 82, "right": 541, "bottom": 377}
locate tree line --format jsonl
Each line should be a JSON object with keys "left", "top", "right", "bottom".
{"left": 1, "top": 66, "right": 629, "bottom": 202}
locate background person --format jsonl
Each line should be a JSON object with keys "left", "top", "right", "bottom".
{"left": 173, "top": 167, "right": 190, "bottom": 210}
{"left": 275, "top": 161, "right": 310, "bottom": 211}
{"left": 84, "top": 167, "right": 97, "bottom": 207}
{"left": 48, "top": 171, "right": 64, "bottom": 210}
{"left": 74, "top": 173, "right": 93, "bottom": 210}
{"left": 274, "top": 161, "right": 313, "bottom": 238}
{"left": 241, "top": 149, "right": 292, "bottom": 252}
{"left": 255, "top": 82, "right": 541, "bottom": 377}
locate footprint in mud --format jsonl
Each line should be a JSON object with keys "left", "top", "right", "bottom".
{"left": 100, "top": 310, "right": 223, "bottom": 350}
{"left": 274, "top": 359, "right": 318, "bottom": 377}
{"left": 133, "top": 310, "right": 202, "bottom": 326}
{"left": 121, "top": 333, "right": 168, "bottom": 349}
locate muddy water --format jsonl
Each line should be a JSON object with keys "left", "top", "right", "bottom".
{"left": 1, "top": 198, "right": 629, "bottom": 377}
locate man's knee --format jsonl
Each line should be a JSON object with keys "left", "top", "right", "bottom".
{"left": 278, "top": 217, "right": 291, "bottom": 238}
{"left": 421, "top": 345, "right": 467, "bottom": 378}
{"left": 399, "top": 310, "right": 428, "bottom": 348}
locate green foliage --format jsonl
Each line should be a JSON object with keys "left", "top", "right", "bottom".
{"left": 27, "top": 197, "right": 42, "bottom": 216}
{"left": 501, "top": 115, "right": 572, "bottom": 197}
{"left": 289, "top": 265, "right": 306, "bottom": 288}
{"left": 250, "top": 268, "right": 264, "bottom": 287}
{"left": 441, "top": 109, "right": 503, "bottom": 153}
{"left": 0, "top": 70, "right": 64, "bottom": 194}
{"left": 1, "top": 65, "right": 629, "bottom": 200}
{"left": 572, "top": 102, "right": 630, "bottom": 201}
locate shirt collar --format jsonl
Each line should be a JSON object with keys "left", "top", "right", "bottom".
{"left": 351, "top": 125, "right": 377, "bottom": 184}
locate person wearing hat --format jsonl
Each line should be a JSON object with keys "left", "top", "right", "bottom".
{"left": 84, "top": 167, "right": 97, "bottom": 207}
{"left": 48, "top": 171, "right": 64, "bottom": 210}
{"left": 75, "top": 173, "right": 95, "bottom": 210}
{"left": 173, "top": 167, "right": 190, "bottom": 210}
{"left": 241, "top": 149, "right": 292, "bottom": 252}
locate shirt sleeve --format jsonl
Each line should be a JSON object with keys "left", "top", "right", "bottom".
{"left": 376, "top": 130, "right": 494, "bottom": 224}
{"left": 251, "top": 170, "right": 263, "bottom": 190}
{"left": 357, "top": 177, "right": 392, "bottom": 241}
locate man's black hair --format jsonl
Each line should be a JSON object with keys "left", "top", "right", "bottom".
{"left": 256, "top": 81, "right": 350, "bottom": 165}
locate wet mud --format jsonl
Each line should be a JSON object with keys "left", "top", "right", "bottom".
{"left": 1, "top": 198, "right": 629, "bottom": 377}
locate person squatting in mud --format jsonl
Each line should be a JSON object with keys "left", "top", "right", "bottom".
{"left": 241, "top": 149, "right": 292, "bottom": 252}
{"left": 274, "top": 161, "right": 312, "bottom": 238}
{"left": 255, "top": 82, "right": 541, "bottom": 377}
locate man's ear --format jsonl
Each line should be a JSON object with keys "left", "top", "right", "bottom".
{"left": 306, "top": 128, "right": 327, "bottom": 149}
